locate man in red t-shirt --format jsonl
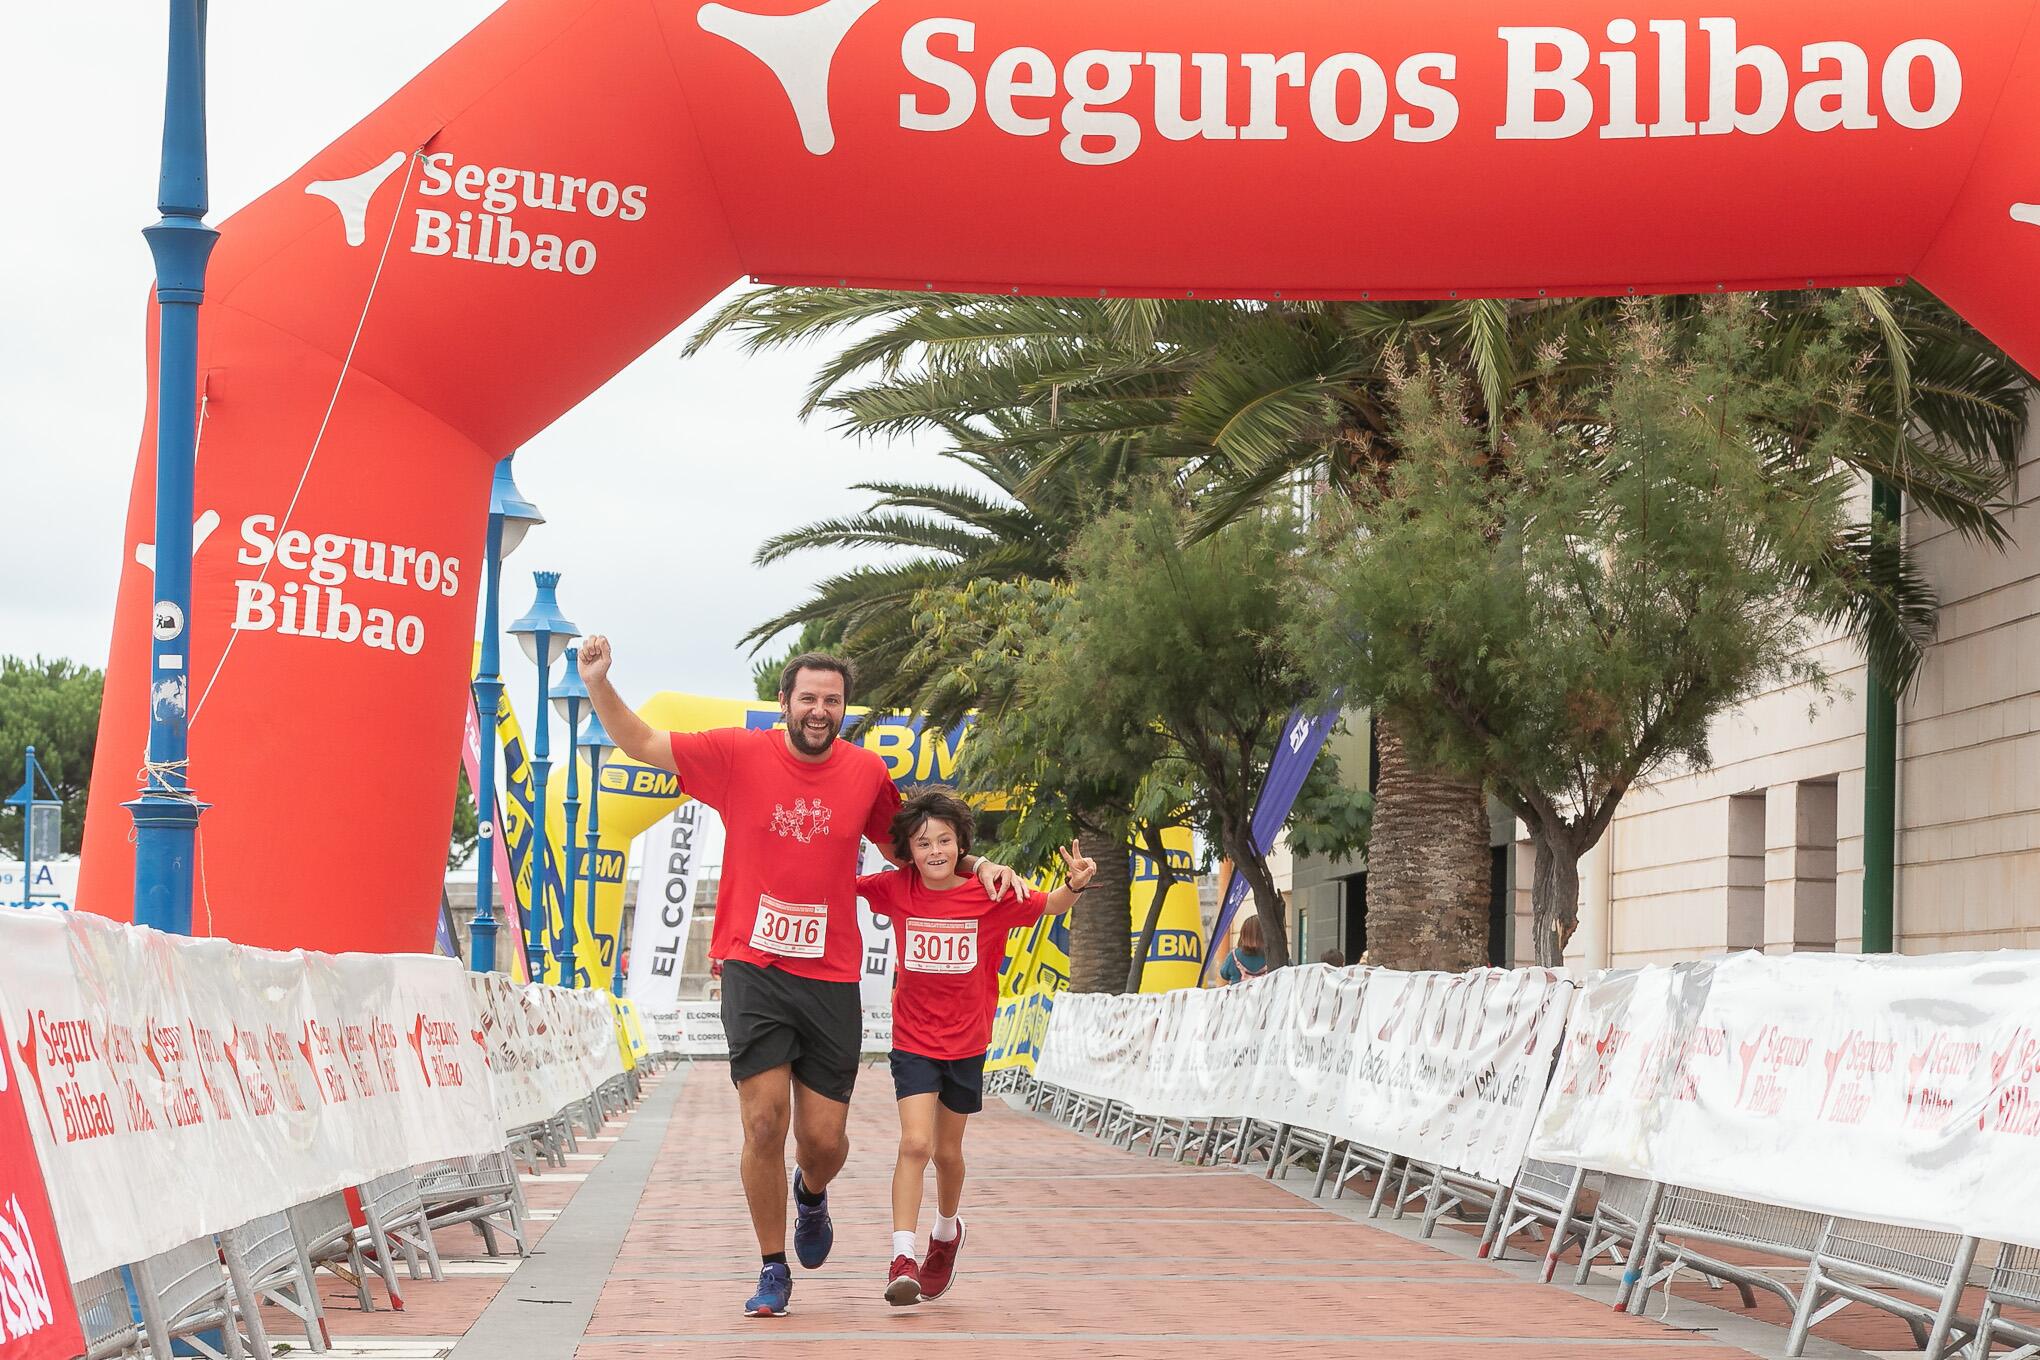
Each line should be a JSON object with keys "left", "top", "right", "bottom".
{"left": 857, "top": 788, "right": 1095, "bottom": 1307}
{"left": 580, "top": 637, "right": 1019, "bottom": 1318}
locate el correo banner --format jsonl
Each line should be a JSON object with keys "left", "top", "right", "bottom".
{"left": 624, "top": 801, "right": 719, "bottom": 1005}
{"left": 0, "top": 910, "right": 501, "bottom": 1279}
{"left": 1528, "top": 951, "right": 2040, "bottom": 1251}
{"left": 1038, "top": 963, "right": 1573, "bottom": 1183}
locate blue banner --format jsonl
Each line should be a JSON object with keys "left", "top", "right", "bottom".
{"left": 1204, "top": 696, "right": 1342, "bottom": 972}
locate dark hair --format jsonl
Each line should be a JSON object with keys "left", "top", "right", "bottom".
{"left": 890, "top": 788, "right": 975, "bottom": 864}
{"left": 1319, "top": 948, "right": 1347, "bottom": 968}
{"left": 1236, "top": 913, "right": 1264, "bottom": 952}
{"left": 777, "top": 651, "right": 856, "bottom": 704}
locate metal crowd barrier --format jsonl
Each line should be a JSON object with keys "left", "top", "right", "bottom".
{"left": 60, "top": 1064, "right": 656, "bottom": 1358}
{"left": 1009, "top": 1067, "right": 2036, "bottom": 1360}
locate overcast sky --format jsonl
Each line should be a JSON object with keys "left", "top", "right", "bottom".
{"left": 0, "top": 3, "right": 954, "bottom": 709}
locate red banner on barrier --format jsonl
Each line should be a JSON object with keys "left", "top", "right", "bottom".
{"left": 0, "top": 1012, "right": 86, "bottom": 1360}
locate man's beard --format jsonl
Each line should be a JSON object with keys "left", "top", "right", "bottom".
{"left": 786, "top": 715, "right": 838, "bottom": 756}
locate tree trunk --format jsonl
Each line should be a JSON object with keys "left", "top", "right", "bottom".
{"left": 1067, "top": 807, "right": 1134, "bottom": 993}
{"left": 1220, "top": 819, "right": 1292, "bottom": 970}
{"left": 1124, "top": 823, "right": 1179, "bottom": 993}
{"left": 1365, "top": 717, "right": 1491, "bottom": 972}
{"left": 1529, "top": 820, "right": 1584, "bottom": 969}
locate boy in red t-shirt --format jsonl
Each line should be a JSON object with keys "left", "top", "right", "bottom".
{"left": 855, "top": 789, "right": 1096, "bottom": 1306}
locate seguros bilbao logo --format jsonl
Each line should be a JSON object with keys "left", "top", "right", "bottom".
{"left": 306, "top": 150, "right": 650, "bottom": 277}
{"left": 697, "top": 2, "right": 1965, "bottom": 167}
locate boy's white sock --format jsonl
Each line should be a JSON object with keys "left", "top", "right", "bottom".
{"left": 932, "top": 1213, "right": 960, "bottom": 1242}
{"left": 892, "top": 1230, "right": 917, "bottom": 1260}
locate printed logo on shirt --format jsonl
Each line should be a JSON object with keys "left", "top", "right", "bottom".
{"left": 904, "top": 917, "right": 977, "bottom": 975}
{"left": 770, "top": 797, "right": 833, "bottom": 843}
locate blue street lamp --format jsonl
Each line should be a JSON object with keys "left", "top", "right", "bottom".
{"left": 508, "top": 573, "right": 577, "bottom": 982}
{"left": 126, "top": 0, "right": 219, "bottom": 936}
{"left": 8, "top": 748, "right": 62, "bottom": 910}
{"left": 549, "top": 648, "right": 590, "bottom": 986}
{"left": 470, "top": 457, "right": 544, "bottom": 973}
{"left": 577, "top": 713, "right": 618, "bottom": 991}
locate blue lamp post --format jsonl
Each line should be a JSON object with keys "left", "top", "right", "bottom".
{"left": 507, "top": 573, "right": 577, "bottom": 982}
{"left": 470, "top": 457, "right": 544, "bottom": 973}
{"left": 549, "top": 648, "right": 590, "bottom": 986}
{"left": 127, "top": 0, "right": 219, "bottom": 936}
{"left": 577, "top": 713, "right": 618, "bottom": 991}
{"left": 8, "top": 748, "right": 62, "bottom": 910}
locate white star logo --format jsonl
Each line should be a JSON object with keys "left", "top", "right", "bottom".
{"left": 306, "top": 151, "right": 408, "bottom": 247}
{"left": 135, "top": 510, "right": 220, "bottom": 573}
{"left": 696, "top": 0, "right": 882, "bottom": 155}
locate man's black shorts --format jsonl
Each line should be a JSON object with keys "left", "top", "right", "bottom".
{"left": 718, "top": 959, "right": 861, "bottom": 1102}
{"left": 889, "top": 1049, "right": 985, "bottom": 1115}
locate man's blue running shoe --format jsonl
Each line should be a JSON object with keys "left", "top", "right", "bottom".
{"left": 745, "top": 1262, "right": 792, "bottom": 1317}
{"left": 792, "top": 1169, "right": 834, "bottom": 1269}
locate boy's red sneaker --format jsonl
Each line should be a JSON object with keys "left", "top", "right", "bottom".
{"left": 920, "top": 1220, "right": 966, "bottom": 1300}
{"left": 884, "top": 1254, "right": 922, "bottom": 1307}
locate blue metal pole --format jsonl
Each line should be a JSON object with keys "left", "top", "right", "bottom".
{"left": 527, "top": 635, "right": 554, "bottom": 983}
{"left": 20, "top": 746, "right": 32, "bottom": 910}
{"left": 126, "top": 0, "right": 218, "bottom": 937}
{"left": 469, "top": 503, "right": 505, "bottom": 973}
{"left": 583, "top": 747, "right": 604, "bottom": 991}
{"left": 556, "top": 679, "right": 583, "bottom": 986}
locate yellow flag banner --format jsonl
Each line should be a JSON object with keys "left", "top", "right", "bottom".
{"left": 985, "top": 990, "right": 1057, "bottom": 1073}
{"left": 1131, "top": 825, "right": 1207, "bottom": 992}
{"left": 610, "top": 996, "right": 647, "bottom": 1072}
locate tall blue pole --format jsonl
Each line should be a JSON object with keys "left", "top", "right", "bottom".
{"left": 470, "top": 501, "right": 506, "bottom": 973}
{"left": 20, "top": 747, "right": 33, "bottom": 910}
{"left": 527, "top": 628, "right": 555, "bottom": 983}
{"left": 126, "top": 0, "right": 219, "bottom": 936}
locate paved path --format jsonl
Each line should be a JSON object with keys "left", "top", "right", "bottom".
{"left": 304, "top": 1062, "right": 1930, "bottom": 1359}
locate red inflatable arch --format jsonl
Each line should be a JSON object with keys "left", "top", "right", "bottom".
{"left": 81, "top": 0, "right": 2040, "bottom": 952}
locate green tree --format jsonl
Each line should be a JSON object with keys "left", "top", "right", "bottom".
{"left": 905, "top": 578, "right": 1153, "bottom": 992}
{"left": 0, "top": 656, "right": 103, "bottom": 856}
{"left": 1027, "top": 491, "right": 1334, "bottom": 971}
{"left": 1292, "top": 298, "right": 1914, "bottom": 965}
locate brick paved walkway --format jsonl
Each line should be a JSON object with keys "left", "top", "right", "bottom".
{"left": 309, "top": 1063, "right": 1915, "bottom": 1359}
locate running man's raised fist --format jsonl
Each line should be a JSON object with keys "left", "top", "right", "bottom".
{"left": 579, "top": 635, "right": 613, "bottom": 685}
{"left": 1058, "top": 839, "right": 1096, "bottom": 891}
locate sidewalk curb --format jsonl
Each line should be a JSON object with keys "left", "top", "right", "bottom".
{"left": 450, "top": 1068, "right": 687, "bottom": 1360}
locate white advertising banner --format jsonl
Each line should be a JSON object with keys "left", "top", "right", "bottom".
{"left": 0, "top": 909, "right": 501, "bottom": 1279}
{"left": 1037, "top": 964, "right": 1573, "bottom": 1183}
{"left": 1528, "top": 951, "right": 2040, "bottom": 1251}
{"left": 624, "top": 802, "right": 718, "bottom": 1005}
{"left": 466, "top": 973, "right": 623, "bottom": 1138}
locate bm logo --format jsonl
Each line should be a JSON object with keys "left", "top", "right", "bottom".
{"left": 1145, "top": 929, "right": 1203, "bottom": 962}
{"left": 600, "top": 764, "right": 681, "bottom": 798}
{"left": 591, "top": 849, "right": 626, "bottom": 884}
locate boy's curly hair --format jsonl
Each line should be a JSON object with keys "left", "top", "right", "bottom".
{"left": 889, "top": 787, "right": 975, "bottom": 865}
